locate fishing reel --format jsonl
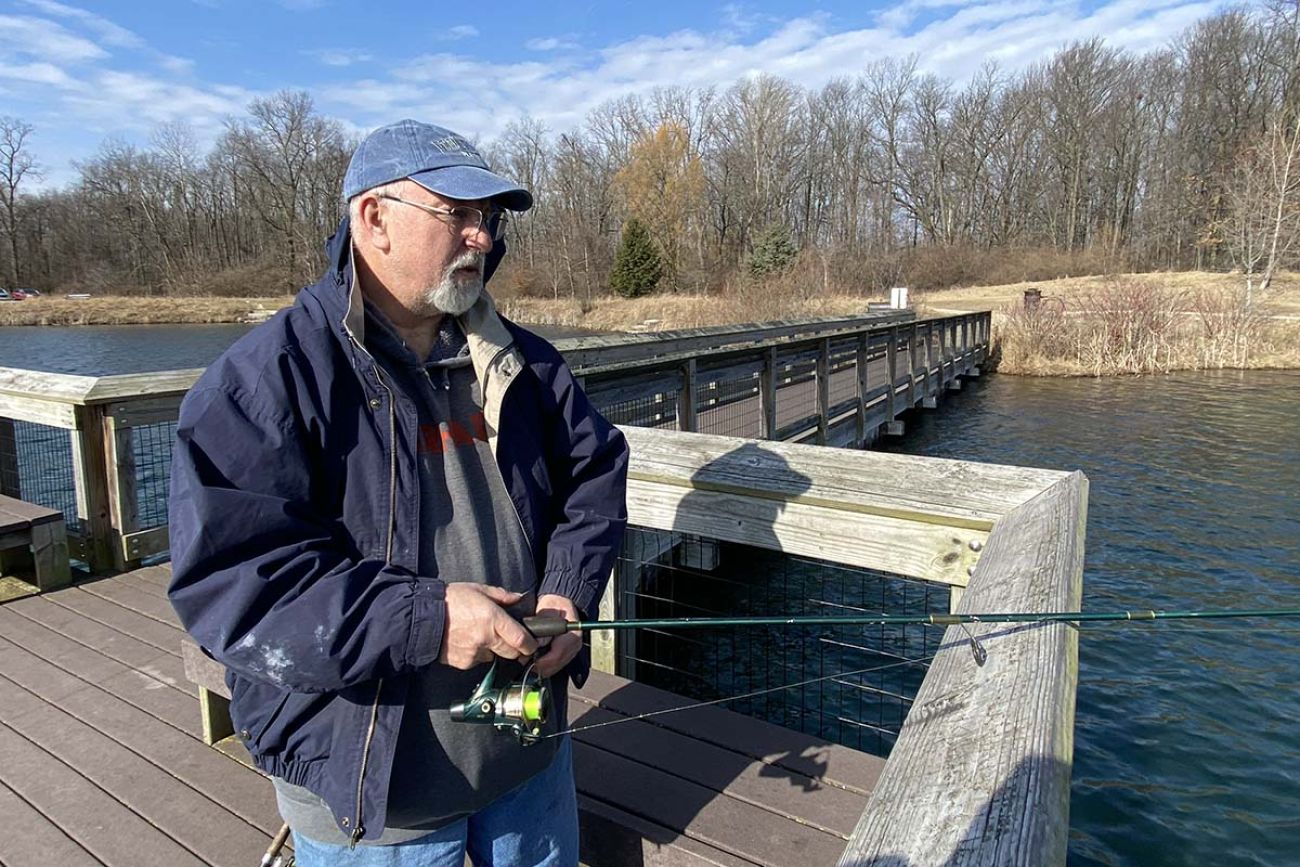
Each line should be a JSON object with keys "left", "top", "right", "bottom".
{"left": 449, "top": 658, "right": 551, "bottom": 745}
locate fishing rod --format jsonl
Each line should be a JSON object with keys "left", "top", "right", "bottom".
{"left": 450, "top": 606, "right": 1300, "bottom": 745}
{"left": 519, "top": 607, "right": 1300, "bottom": 635}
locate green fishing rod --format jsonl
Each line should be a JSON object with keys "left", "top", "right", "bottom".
{"left": 520, "top": 606, "right": 1300, "bottom": 636}
{"left": 450, "top": 606, "right": 1300, "bottom": 746}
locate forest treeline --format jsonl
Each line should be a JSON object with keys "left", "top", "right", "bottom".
{"left": 2, "top": 5, "right": 1298, "bottom": 301}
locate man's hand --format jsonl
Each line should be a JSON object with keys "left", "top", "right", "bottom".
{"left": 439, "top": 584, "right": 539, "bottom": 670}
{"left": 533, "top": 594, "right": 583, "bottom": 677}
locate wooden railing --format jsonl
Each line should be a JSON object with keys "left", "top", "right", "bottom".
{"left": 611, "top": 427, "right": 1085, "bottom": 865}
{"left": 0, "top": 312, "right": 990, "bottom": 572}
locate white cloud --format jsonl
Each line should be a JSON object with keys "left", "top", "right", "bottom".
{"left": 444, "top": 24, "right": 479, "bottom": 40}
{"left": 525, "top": 36, "right": 580, "bottom": 51}
{"left": 0, "top": 60, "right": 81, "bottom": 88}
{"left": 15, "top": 0, "right": 143, "bottom": 48}
{"left": 160, "top": 54, "right": 197, "bottom": 74}
{"left": 0, "top": 14, "right": 108, "bottom": 63}
{"left": 304, "top": 47, "right": 373, "bottom": 67}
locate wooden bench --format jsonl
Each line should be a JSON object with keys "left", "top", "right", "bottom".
{"left": 181, "top": 640, "right": 885, "bottom": 865}
{"left": 0, "top": 494, "right": 71, "bottom": 593}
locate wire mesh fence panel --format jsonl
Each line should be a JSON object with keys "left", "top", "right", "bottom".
{"left": 587, "top": 372, "right": 681, "bottom": 430}
{"left": 596, "top": 392, "right": 678, "bottom": 429}
{"left": 1, "top": 420, "right": 80, "bottom": 533}
{"left": 614, "top": 527, "right": 946, "bottom": 758}
{"left": 773, "top": 349, "right": 819, "bottom": 439}
{"left": 695, "top": 361, "right": 763, "bottom": 438}
{"left": 827, "top": 339, "right": 859, "bottom": 411}
{"left": 131, "top": 421, "right": 177, "bottom": 531}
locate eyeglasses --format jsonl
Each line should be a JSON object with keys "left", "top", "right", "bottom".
{"left": 378, "top": 194, "right": 509, "bottom": 241}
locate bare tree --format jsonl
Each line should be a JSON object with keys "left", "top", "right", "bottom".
{"left": 225, "top": 91, "right": 345, "bottom": 290}
{"left": 1224, "top": 111, "right": 1300, "bottom": 302}
{"left": 0, "top": 117, "right": 39, "bottom": 288}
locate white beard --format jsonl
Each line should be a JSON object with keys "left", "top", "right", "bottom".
{"left": 426, "top": 251, "right": 485, "bottom": 315}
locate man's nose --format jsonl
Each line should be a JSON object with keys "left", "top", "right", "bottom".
{"left": 465, "top": 221, "right": 494, "bottom": 253}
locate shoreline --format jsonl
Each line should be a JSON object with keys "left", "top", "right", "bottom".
{"left": 6, "top": 274, "right": 1299, "bottom": 376}
{"left": 0, "top": 296, "right": 293, "bottom": 327}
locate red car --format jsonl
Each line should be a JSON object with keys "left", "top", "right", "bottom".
{"left": 9, "top": 289, "right": 27, "bottom": 300}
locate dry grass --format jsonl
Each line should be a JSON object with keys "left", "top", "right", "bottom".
{"left": 917, "top": 270, "right": 1300, "bottom": 319}
{"left": 0, "top": 296, "right": 293, "bottom": 326}
{"left": 986, "top": 274, "right": 1300, "bottom": 375}
{"left": 9, "top": 270, "right": 1300, "bottom": 377}
{"left": 499, "top": 290, "right": 878, "bottom": 333}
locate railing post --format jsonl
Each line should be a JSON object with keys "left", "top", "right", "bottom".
{"left": 921, "top": 323, "right": 937, "bottom": 409}
{"left": 938, "top": 321, "right": 948, "bottom": 386}
{"left": 0, "top": 418, "right": 20, "bottom": 497}
{"left": 760, "top": 346, "right": 777, "bottom": 440}
{"left": 592, "top": 566, "right": 618, "bottom": 675}
{"left": 71, "top": 405, "right": 115, "bottom": 572}
{"left": 816, "top": 337, "right": 830, "bottom": 445}
{"left": 906, "top": 325, "right": 918, "bottom": 408}
{"left": 104, "top": 409, "right": 141, "bottom": 572}
{"left": 886, "top": 326, "right": 899, "bottom": 422}
{"left": 961, "top": 317, "right": 972, "bottom": 373}
{"left": 855, "top": 333, "right": 869, "bottom": 447}
{"left": 677, "top": 359, "right": 697, "bottom": 433}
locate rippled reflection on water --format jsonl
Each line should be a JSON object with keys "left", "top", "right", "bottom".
{"left": 878, "top": 369, "right": 1300, "bottom": 867}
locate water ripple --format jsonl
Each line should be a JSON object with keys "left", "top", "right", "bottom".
{"left": 879, "top": 370, "right": 1300, "bottom": 867}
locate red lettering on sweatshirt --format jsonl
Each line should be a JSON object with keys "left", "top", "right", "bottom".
{"left": 418, "top": 411, "right": 489, "bottom": 455}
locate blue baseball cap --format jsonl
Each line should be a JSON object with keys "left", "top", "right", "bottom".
{"left": 342, "top": 119, "right": 533, "bottom": 211}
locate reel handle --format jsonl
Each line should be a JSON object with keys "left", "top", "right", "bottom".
{"left": 523, "top": 615, "right": 574, "bottom": 638}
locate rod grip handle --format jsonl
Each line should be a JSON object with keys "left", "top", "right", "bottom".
{"left": 523, "top": 615, "right": 573, "bottom": 638}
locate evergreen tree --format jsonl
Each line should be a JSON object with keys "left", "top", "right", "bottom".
{"left": 747, "top": 225, "right": 799, "bottom": 278}
{"left": 610, "top": 218, "right": 663, "bottom": 297}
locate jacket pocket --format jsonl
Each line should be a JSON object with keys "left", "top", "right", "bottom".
{"left": 230, "top": 675, "right": 292, "bottom": 748}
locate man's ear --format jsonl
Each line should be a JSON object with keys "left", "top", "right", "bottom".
{"left": 355, "top": 193, "right": 392, "bottom": 253}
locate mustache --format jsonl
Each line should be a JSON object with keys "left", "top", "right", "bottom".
{"left": 448, "top": 251, "right": 486, "bottom": 274}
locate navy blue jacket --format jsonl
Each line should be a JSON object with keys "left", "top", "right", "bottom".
{"left": 167, "top": 221, "right": 629, "bottom": 842}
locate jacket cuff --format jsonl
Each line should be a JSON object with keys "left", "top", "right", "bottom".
{"left": 539, "top": 568, "right": 601, "bottom": 619}
{"left": 406, "top": 578, "right": 447, "bottom": 669}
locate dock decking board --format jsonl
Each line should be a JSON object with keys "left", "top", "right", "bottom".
{"left": 7, "top": 594, "right": 179, "bottom": 668}
{"left": 1, "top": 570, "right": 884, "bottom": 866}
{"left": 0, "top": 724, "right": 203, "bottom": 866}
{"left": 574, "top": 742, "right": 846, "bottom": 865}
{"left": 0, "top": 777, "right": 104, "bottom": 867}
{"left": 2, "top": 697, "right": 271, "bottom": 866}
{"left": 40, "top": 587, "right": 189, "bottom": 658}
{"left": 572, "top": 705, "right": 866, "bottom": 838}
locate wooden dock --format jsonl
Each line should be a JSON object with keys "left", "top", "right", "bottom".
{"left": 0, "top": 566, "right": 886, "bottom": 867}
{"left": 0, "top": 311, "right": 1087, "bottom": 865}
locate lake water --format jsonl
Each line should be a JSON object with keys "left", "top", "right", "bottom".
{"left": 0, "top": 321, "right": 591, "bottom": 375}
{"left": 2, "top": 324, "right": 1296, "bottom": 865}
{"left": 877, "top": 370, "right": 1300, "bottom": 867}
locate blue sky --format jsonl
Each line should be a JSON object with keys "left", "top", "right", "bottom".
{"left": 2, "top": 0, "right": 1228, "bottom": 188}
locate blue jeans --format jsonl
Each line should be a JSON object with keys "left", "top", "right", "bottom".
{"left": 291, "top": 738, "right": 578, "bottom": 866}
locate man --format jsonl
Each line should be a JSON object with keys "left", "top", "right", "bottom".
{"left": 168, "top": 119, "right": 629, "bottom": 866}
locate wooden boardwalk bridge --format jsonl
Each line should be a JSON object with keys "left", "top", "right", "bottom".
{"left": 0, "top": 311, "right": 1086, "bottom": 866}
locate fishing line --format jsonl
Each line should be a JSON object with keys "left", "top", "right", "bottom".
{"left": 535, "top": 652, "right": 938, "bottom": 741}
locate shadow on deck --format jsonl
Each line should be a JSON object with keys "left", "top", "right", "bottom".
{"left": 0, "top": 567, "right": 885, "bottom": 866}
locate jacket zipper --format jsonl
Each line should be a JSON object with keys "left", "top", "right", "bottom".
{"left": 343, "top": 338, "right": 397, "bottom": 846}
{"left": 349, "top": 680, "right": 383, "bottom": 847}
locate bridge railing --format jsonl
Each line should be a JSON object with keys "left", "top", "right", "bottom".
{"left": 612, "top": 427, "right": 1085, "bottom": 865}
{"left": 0, "top": 312, "right": 990, "bottom": 572}
{"left": 0, "top": 307, "right": 1083, "bottom": 864}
